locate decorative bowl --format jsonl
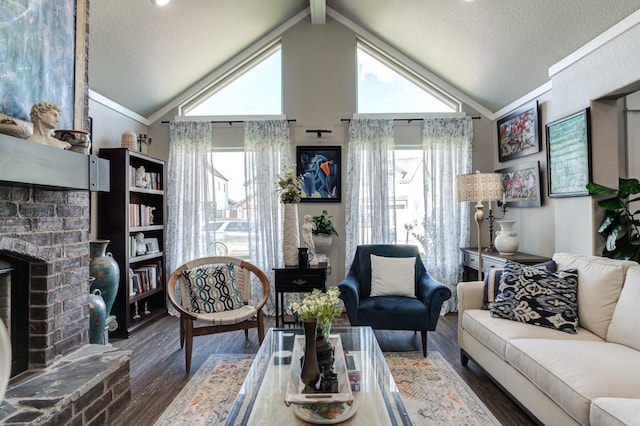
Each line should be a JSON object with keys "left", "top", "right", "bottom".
{"left": 53, "top": 130, "right": 91, "bottom": 154}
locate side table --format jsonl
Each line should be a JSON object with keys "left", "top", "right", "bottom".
{"left": 460, "top": 247, "right": 551, "bottom": 281}
{"left": 273, "top": 263, "right": 328, "bottom": 328}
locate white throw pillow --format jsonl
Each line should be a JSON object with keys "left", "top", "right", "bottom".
{"left": 369, "top": 254, "right": 416, "bottom": 298}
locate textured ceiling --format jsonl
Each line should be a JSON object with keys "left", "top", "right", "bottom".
{"left": 89, "top": 0, "right": 640, "bottom": 119}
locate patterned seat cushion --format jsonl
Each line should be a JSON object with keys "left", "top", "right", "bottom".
{"left": 182, "top": 263, "right": 244, "bottom": 313}
{"left": 490, "top": 260, "right": 579, "bottom": 334}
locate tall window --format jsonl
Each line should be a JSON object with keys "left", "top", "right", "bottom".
{"left": 183, "top": 44, "right": 282, "bottom": 116}
{"left": 180, "top": 44, "right": 284, "bottom": 260}
{"left": 353, "top": 42, "right": 463, "bottom": 260}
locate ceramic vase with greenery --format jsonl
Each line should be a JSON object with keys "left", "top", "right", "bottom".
{"left": 290, "top": 287, "right": 342, "bottom": 373}
{"left": 277, "top": 165, "right": 303, "bottom": 266}
{"left": 586, "top": 177, "right": 640, "bottom": 261}
{"left": 312, "top": 210, "right": 338, "bottom": 254}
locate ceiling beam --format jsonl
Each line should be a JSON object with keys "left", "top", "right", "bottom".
{"left": 310, "top": 0, "right": 326, "bottom": 24}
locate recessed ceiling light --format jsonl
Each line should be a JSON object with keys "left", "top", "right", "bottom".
{"left": 152, "top": 0, "right": 171, "bottom": 6}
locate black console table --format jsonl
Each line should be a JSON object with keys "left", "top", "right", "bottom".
{"left": 460, "top": 247, "right": 551, "bottom": 281}
{"left": 273, "top": 263, "right": 328, "bottom": 328}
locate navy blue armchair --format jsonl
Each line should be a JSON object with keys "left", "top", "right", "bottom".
{"left": 338, "top": 244, "right": 452, "bottom": 357}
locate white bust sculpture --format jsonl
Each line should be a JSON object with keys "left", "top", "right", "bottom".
{"left": 135, "top": 166, "right": 149, "bottom": 188}
{"left": 26, "top": 102, "right": 71, "bottom": 149}
{"left": 135, "top": 232, "right": 147, "bottom": 255}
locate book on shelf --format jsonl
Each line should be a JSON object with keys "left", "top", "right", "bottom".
{"left": 129, "top": 203, "right": 157, "bottom": 227}
{"left": 130, "top": 262, "right": 162, "bottom": 295}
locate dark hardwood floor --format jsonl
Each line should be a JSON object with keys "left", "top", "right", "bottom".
{"left": 109, "top": 313, "right": 536, "bottom": 426}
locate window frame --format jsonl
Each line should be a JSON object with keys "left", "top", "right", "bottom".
{"left": 181, "top": 41, "right": 283, "bottom": 116}
{"left": 356, "top": 39, "right": 461, "bottom": 114}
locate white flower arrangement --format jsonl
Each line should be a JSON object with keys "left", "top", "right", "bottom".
{"left": 289, "top": 287, "right": 342, "bottom": 334}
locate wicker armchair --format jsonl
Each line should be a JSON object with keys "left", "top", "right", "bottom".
{"left": 167, "top": 256, "right": 270, "bottom": 373}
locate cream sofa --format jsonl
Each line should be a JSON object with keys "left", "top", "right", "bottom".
{"left": 457, "top": 253, "right": 640, "bottom": 425}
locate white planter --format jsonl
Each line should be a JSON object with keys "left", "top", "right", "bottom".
{"left": 312, "top": 234, "right": 333, "bottom": 254}
{"left": 282, "top": 203, "right": 300, "bottom": 266}
{"left": 494, "top": 220, "right": 519, "bottom": 255}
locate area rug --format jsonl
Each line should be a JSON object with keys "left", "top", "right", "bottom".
{"left": 154, "top": 352, "right": 500, "bottom": 425}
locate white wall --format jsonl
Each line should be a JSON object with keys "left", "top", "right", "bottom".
{"left": 135, "top": 16, "right": 494, "bottom": 283}
{"left": 92, "top": 11, "right": 640, "bottom": 272}
{"left": 547, "top": 24, "right": 640, "bottom": 255}
{"left": 88, "top": 99, "right": 148, "bottom": 240}
{"left": 91, "top": 12, "right": 640, "bottom": 265}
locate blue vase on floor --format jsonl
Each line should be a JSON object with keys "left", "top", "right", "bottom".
{"left": 89, "top": 288, "right": 107, "bottom": 344}
{"left": 89, "top": 240, "right": 120, "bottom": 316}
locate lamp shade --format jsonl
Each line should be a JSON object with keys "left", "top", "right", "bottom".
{"left": 457, "top": 171, "right": 503, "bottom": 202}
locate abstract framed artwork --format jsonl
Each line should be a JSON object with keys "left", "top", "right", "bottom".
{"left": 296, "top": 146, "right": 341, "bottom": 202}
{"left": 0, "top": 0, "right": 80, "bottom": 130}
{"left": 496, "top": 161, "right": 542, "bottom": 207}
{"left": 497, "top": 100, "right": 540, "bottom": 162}
{"left": 546, "top": 108, "right": 592, "bottom": 198}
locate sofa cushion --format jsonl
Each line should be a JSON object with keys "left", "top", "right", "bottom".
{"left": 506, "top": 339, "right": 640, "bottom": 425}
{"left": 481, "top": 260, "right": 557, "bottom": 309}
{"left": 462, "top": 309, "right": 603, "bottom": 361}
{"left": 490, "top": 261, "right": 579, "bottom": 333}
{"left": 553, "top": 253, "right": 637, "bottom": 339}
{"left": 370, "top": 254, "right": 415, "bottom": 297}
{"left": 590, "top": 397, "right": 640, "bottom": 426}
{"left": 607, "top": 266, "right": 640, "bottom": 351}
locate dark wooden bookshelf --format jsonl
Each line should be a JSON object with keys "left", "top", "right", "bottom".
{"left": 98, "top": 148, "right": 167, "bottom": 338}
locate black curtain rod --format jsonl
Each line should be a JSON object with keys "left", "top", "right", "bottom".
{"left": 161, "top": 119, "right": 297, "bottom": 125}
{"left": 340, "top": 116, "right": 481, "bottom": 123}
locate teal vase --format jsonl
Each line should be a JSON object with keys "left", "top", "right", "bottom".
{"left": 89, "top": 240, "right": 120, "bottom": 315}
{"left": 89, "top": 288, "right": 107, "bottom": 344}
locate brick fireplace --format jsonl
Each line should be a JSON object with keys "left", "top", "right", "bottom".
{"left": 0, "top": 172, "right": 130, "bottom": 423}
{"left": 0, "top": 186, "right": 92, "bottom": 374}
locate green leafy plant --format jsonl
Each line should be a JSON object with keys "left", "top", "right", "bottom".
{"left": 312, "top": 210, "right": 338, "bottom": 236}
{"left": 276, "top": 165, "right": 303, "bottom": 204}
{"left": 586, "top": 177, "right": 640, "bottom": 261}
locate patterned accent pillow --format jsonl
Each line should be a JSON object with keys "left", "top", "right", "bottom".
{"left": 182, "top": 263, "right": 244, "bottom": 313}
{"left": 481, "top": 260, "right": 557, "bottom": 310}
{"left": 490, "top": 260, "right": 579, "bottom": 334}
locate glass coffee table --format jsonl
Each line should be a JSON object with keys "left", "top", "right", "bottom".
{"left": 225, "top": 327, "right": 412, "bottom": 425}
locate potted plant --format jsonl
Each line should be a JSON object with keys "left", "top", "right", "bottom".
{"left": 586, "top": 177, "right": 640, "bottom": 261}
{"left": 312, "top": 210, "right": 338, "bottom": 254}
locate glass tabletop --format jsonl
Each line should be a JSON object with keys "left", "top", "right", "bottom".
{"left": 225, "top": 327, "right": 412, "bottom": 425}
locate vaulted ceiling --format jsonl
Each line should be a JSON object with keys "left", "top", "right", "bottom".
{"left": 89, "top": 0, "right": 640, "bottom": 120}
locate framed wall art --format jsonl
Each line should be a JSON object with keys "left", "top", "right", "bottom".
{"left": 0, "top": 0, "right": 88, "bottom": 130}
{"left": 546, "top": 108, "right": 591, "bottom": 198}
{"left": 497, "top": 100, "right": 540, "bottom": 162}
{"left": 296, "top": 145, "right": 341, "bottom": 202}
{"left": 496, "top": 161, "right": 542, "bottom": 207}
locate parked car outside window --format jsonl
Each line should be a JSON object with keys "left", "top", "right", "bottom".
{"left": 208, "top": 219, "right": 249, "bottom": 258}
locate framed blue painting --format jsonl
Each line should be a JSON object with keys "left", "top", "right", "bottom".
{"left": 296, "top": 146, "right": 341, "bottom": 202}
{"left": 0, "top": 1, "right": 78, "bottom": 130}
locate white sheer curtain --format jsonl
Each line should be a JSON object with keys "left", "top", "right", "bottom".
{"left": 422, "top": 117, "right": 473, "bottom": 313}
{"left": 244, "top": 119, "right": 291, "bottom": 314}
{"left": 166, "top": 121, "right": 214, "bottom": 274}
{"left": 344, "top": 118, "right": 396, "bottom": 271}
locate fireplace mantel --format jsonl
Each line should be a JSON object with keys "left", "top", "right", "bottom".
{"left": 0, "top": 133, "right": 110, "bottom": 192}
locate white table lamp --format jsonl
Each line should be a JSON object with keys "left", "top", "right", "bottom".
{"left": 457, "top": 171, "right": 504, "bottom": 279}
